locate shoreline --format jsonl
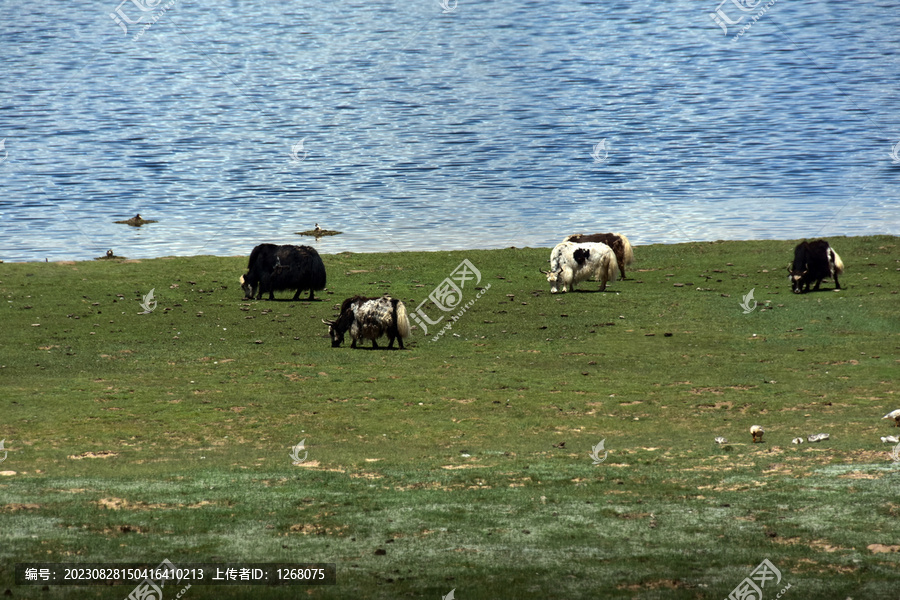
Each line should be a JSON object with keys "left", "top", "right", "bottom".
{"left": 1, "top": 234, "right": 894, "bottom": 265}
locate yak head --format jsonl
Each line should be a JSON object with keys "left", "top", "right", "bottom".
{"left": 541, "top": 268, "right": 562, "bottom": 294}
{"left": 323, "top": 317, "right": 350, "bottom": 347}
{"left": 787, "top": 265, "right": 806, "bottom": 294}
{"left": 239, "top": 274, "right": 256, "bottom": 300}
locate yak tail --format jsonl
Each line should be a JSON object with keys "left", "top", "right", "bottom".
{"left": 831, "top": 249, "right": 844, "bottom": 275}
{"left": 615, "top": 232, "right": 635, "bottom": 266}
{"left": 605, "top": 253, "right": 618, "bottom": 283}
{"left": 396, "top": 301, "right": 411, "bottom": 339}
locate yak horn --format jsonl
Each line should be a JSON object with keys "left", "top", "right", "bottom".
{"left": 539, "top": 268, "right": 550, "bottom": 275}
{"left": 322, "top": 319, "right": 334, "bottom": 325}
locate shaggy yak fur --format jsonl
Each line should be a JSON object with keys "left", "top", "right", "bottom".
{"left": 325, "top": 295, "right": 411, "bottom": 349}
{"left": 240, "top": 244, "right": 326, "bottom": 301}
{"left": 788, "top": 239, "right": 844, "bottom": 294}
{"left": 564, "top": 232, "right": 635, "bottom": 279}
{"left": 543, "top": 241, "right": 617, "bottom": 293}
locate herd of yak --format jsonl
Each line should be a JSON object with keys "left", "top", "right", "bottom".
{"left": 238, "top": 237, "right": 845, "bottom": 349}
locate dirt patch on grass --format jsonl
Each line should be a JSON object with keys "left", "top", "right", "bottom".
{"left": 811, "top": 539, "right": 848, "bottom": 553}
{"left": 349, "top": 472, "right": 383, "bottom": 480}
{"left": 288, "top": 523, "right": 348, "bottom": 536}
{"left": 293, "top": 460, "right": 322, "bottom": 468}
{"left": 394, "top": 482, "right": 458, "bottom": 492}
{"left": 697, "top": 481, "right": 767, "bottom": 492}
{"left": 284, "top": 373, "right": 310, "bottom": 382}
{"left": 68, "top": 451, "right": 118, "bottom": 460}
{"left": 2, "top": 504, "right": 40, "bottom": 511}
{"left": 867, "top": 543, "right": 900, "bottom": 553}
{"left": 697, "top": 400, "right": 734, "bottom": 409}
{"left": 775, "top": 537, "right": 849, "bottom": 552}
{"left": 691, "top": 386, "right": 755, "bottom": 396}
{"left": 795, "top": 558, "right": 857, "bottom": 574}
{"left": 98, "top": 498, "right": 161, "bottom": 511}
{"left": 618, "top": 579, "right": 689, "bottom": 591}
{"left": 97, "top": 498, "right": 213, "bottom": 511}
{"left": 102, "top": 525, "right": 148, "bottom": 534}
{"left": 839, "top": 471, "right": 882, "bottom": 479}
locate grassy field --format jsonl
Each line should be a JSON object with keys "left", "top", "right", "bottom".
{"left": 1, "top": 236, "right": 899, "bottom": 599}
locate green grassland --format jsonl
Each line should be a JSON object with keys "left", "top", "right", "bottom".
{"left": 1, "top": 236, "right": 898, "bottom": 599}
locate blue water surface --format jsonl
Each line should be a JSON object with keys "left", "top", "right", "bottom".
{"left": 0, "top": 0, "right": 898, "bottom": 262}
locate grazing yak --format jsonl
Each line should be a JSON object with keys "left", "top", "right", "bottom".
{"left": 542, "top": 241, "right": 617, "bottom": 293}
{"left": 324, "top": 295, "right": 410, "bottom": 349}
{"left": 564, "top": 232, "right": 634, "bottom": 279}
{"left": 240, "top": 243, "right": 326, "bottom": 301}
{"left": 788, "top": 240, "right": 844, "bottom": 294}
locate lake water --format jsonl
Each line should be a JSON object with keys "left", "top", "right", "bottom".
{"left": 1, "top": 0, "right": 898, "bottom": 262}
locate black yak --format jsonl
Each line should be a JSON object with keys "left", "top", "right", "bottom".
{"left": 323, "top": 295, "right": 410, "bottom": 349}
{"left": 564, "top": 233, "right": 634, "bottom": 279}
{"left": 240, "top": 244, "right": 326, "bottom": 300}
{"left": 788, "top": 240, "right": 844, "bottom": 294}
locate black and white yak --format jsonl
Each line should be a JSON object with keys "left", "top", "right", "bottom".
{"left": 564, "top": 232, "right": 635, "bottom": 279}
{"left": 788, "top": 240, "right": 844, "bottom": 294}
{"left": 240, "top": 244, "right": 326, "bottom": 301}
{"left": 542, "top": 241, "right": 617, "bottom": 294}
{"left": 324, "top": 295, "right": 410, "bottom": 349}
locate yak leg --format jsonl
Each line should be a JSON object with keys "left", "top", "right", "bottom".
{"left": 307, "top": 290, "right": 316, "bottom": 300}
{"left": 350, "top": 338, "right": 358, "bottom": 349}
{"left": 598, "top": 278, "right": 607, "bottom": 292}
{"left": 371, "top": 339, "right": 379, "bottom": 349}
{"left": 268, "top": 291, "right": 276, "bottom": 300}
{"left": 292, "top": 290, "right": 302, "bottom": 301}
{"left": 833, "top": 272, "right": 841, "bottom": 290}
{"left": 386, "top": 335, "right": 395, "bottom": 349}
